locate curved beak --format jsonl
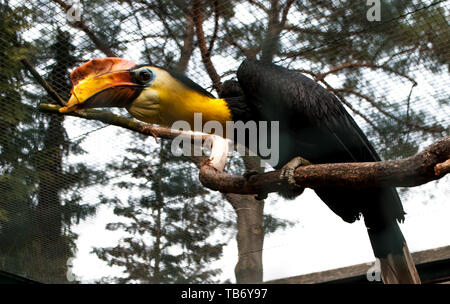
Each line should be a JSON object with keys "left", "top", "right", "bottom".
{"left": 59, "top": 57, "right": 139, "bottom": 113}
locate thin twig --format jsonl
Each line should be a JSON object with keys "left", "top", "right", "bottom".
{"left": 404, "top": 84, "right": 415, "bottom": 144}
{"left": 207, "top": 0, "right": 220, "bottom": 55}
{"left": 21, "top": 58, "right": 67, "bottom": 107}
{"left": 192, "top": 0, "right": 222, "bottom": 92}
{"left": 316, "top": 61, "right": 417, "bottom": 86}
{"left": 52, "top": 0, "right": 117, "bottom": 57}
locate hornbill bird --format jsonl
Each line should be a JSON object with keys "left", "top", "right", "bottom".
{"left": 60, "top": 57, "right": 420, "bottom": 284}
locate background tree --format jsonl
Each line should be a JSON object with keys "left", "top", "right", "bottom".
{"left": 0, "top": 3, "right": 36, "bottom": 277}
{"left": 0, "top": 3, "right": 103, "bottom": 283}
{"left": 93, "top": 138, "right": 234, "bottom": 283}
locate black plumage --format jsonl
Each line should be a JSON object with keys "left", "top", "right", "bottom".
{"left": 229, "top": 59, "right": 407, "bottom": 258}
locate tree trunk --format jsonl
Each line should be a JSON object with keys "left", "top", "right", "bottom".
{"left": 226, "top": 156, "right": 265, "bottom": 283}
{"left": 226, "top": 193, "right": 264, "bottom": 283}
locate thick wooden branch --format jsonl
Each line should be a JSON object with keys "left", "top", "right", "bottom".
{"left": 199, "top": 136, "right": 450, "bottom": 195}
{"left": 38, "top": 107, "right": 449, "bottom": 196}
{"left": 39, "top": 104, "right": 450, "bottom": 194}
{"left": 37, "top": 102, "right": 449, "bottom": 197}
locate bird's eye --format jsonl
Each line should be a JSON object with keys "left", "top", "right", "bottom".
{"left": 135, "top": 68, "right": 153, "bottom": 84}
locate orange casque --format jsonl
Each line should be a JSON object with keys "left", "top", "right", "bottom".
{"left": 59, "top": 57, "right": 138, "bottom": 112}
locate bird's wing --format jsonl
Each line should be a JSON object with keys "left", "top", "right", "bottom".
{"left": 236, "top": 59, "right": 404, "bottom": 226}
{"left": 236, "top": 59, "right": 380, "bottom": 164}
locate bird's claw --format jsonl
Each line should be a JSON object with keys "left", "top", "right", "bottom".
{"left": 142, "top": 125, "right": 159, "bottom": 143}
{"left": 243, "top": 170, "right": 267, "bottom": 201}
{"left": 243, "top": 170, "right": 259, "bottom": 180}
{"left": 254, "top": 192, "right": 268, "bottom": 201}
{"left": 280, "top": 156, "right": 311, "bottom": 189}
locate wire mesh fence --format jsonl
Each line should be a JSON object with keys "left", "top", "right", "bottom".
{"left": 0, "top": 0, "right": 448, "bottom": 283}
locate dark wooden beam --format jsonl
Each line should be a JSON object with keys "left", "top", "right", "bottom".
{"left": 265, "top": 245, "right": 450, "bottom": 284}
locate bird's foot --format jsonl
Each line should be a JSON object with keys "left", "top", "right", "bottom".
{"left": 254, "top": 192, "right": 268, "bottom": 201}
{"left": 243, "top": 170, "right": 268, "bottom": 201}
{"left": 141, "top": 125, "right": 159, "bottom": 143}
{"left": 243, "top": 169, "right": 258, "bottom": 180}
{"left": 279, "top": 156, "right": 311, "bottom": 196}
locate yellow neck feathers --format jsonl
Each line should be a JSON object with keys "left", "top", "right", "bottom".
{"left": 161, "top": 90, "right": 231, "bottom": 127}
{"left": 127, "top": 67, "right": 232, "bottom": 127}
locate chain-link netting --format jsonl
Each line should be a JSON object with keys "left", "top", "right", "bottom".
{"left": 0, "top": 0, "right": 448, "bottom": 283}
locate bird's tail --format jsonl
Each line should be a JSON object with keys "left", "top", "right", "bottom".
{"left": 367, "top": 222, "right": 421, "bottom": 284}
{"left": 315, "top": 185, "right": 420, "bottom": 284}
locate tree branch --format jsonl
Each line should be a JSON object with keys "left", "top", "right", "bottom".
{"left": 282, "top": 24, "right": 328, "bottom": 36}
{"left": 131, "top": 9, "right": 153, "bottom": 65}
{"left": 52, "top": 0, "right": 117, "bottom": 57}
{"left": 280, "top": 0, "right": 294, "bottom": 29}
{"left": 316, "top": 61, "right": 418, "bottom": 86}
{"left": 39, "top": 102, "right": 449, "bottom": 197}
{"left": 313, "top": 76, "right": 383, "bottom": 133}
{"left": 21, "top": 58, "right": 67, "bottom": 107}
{"left": 336, "top": 87, "right": 444, "bottom": 134}
{"left": 153, "top": 0, "right": 183, "bottom": 50}
{"left": 292, "top": 68, "right": 442, "bottom": 136}
{"left": 246, "top": 0, "right": 269, "bottom": 13}
{"left": 192, "top": 0, "right": 222, "bottom": 92}
{"left": 38, "top": 103, "right": 209, "bottom": 143}
{"left": 199, "top": 136, "right": 450, "bottom": 195}
{"left": 207, "top": 0, "right": 220, "bottom": 55}
{"left": 223, "top": 35, "right": 259, "bottom": 59}
{"left": 260, "top": 0, "right": 281, "bottom": 64}
{"left": 176, "top": 11, "right": 195, "bottom": 73}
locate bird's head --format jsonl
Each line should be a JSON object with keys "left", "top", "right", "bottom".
{"left": 60, "top": 57, "right": 231, "bottom": 127}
